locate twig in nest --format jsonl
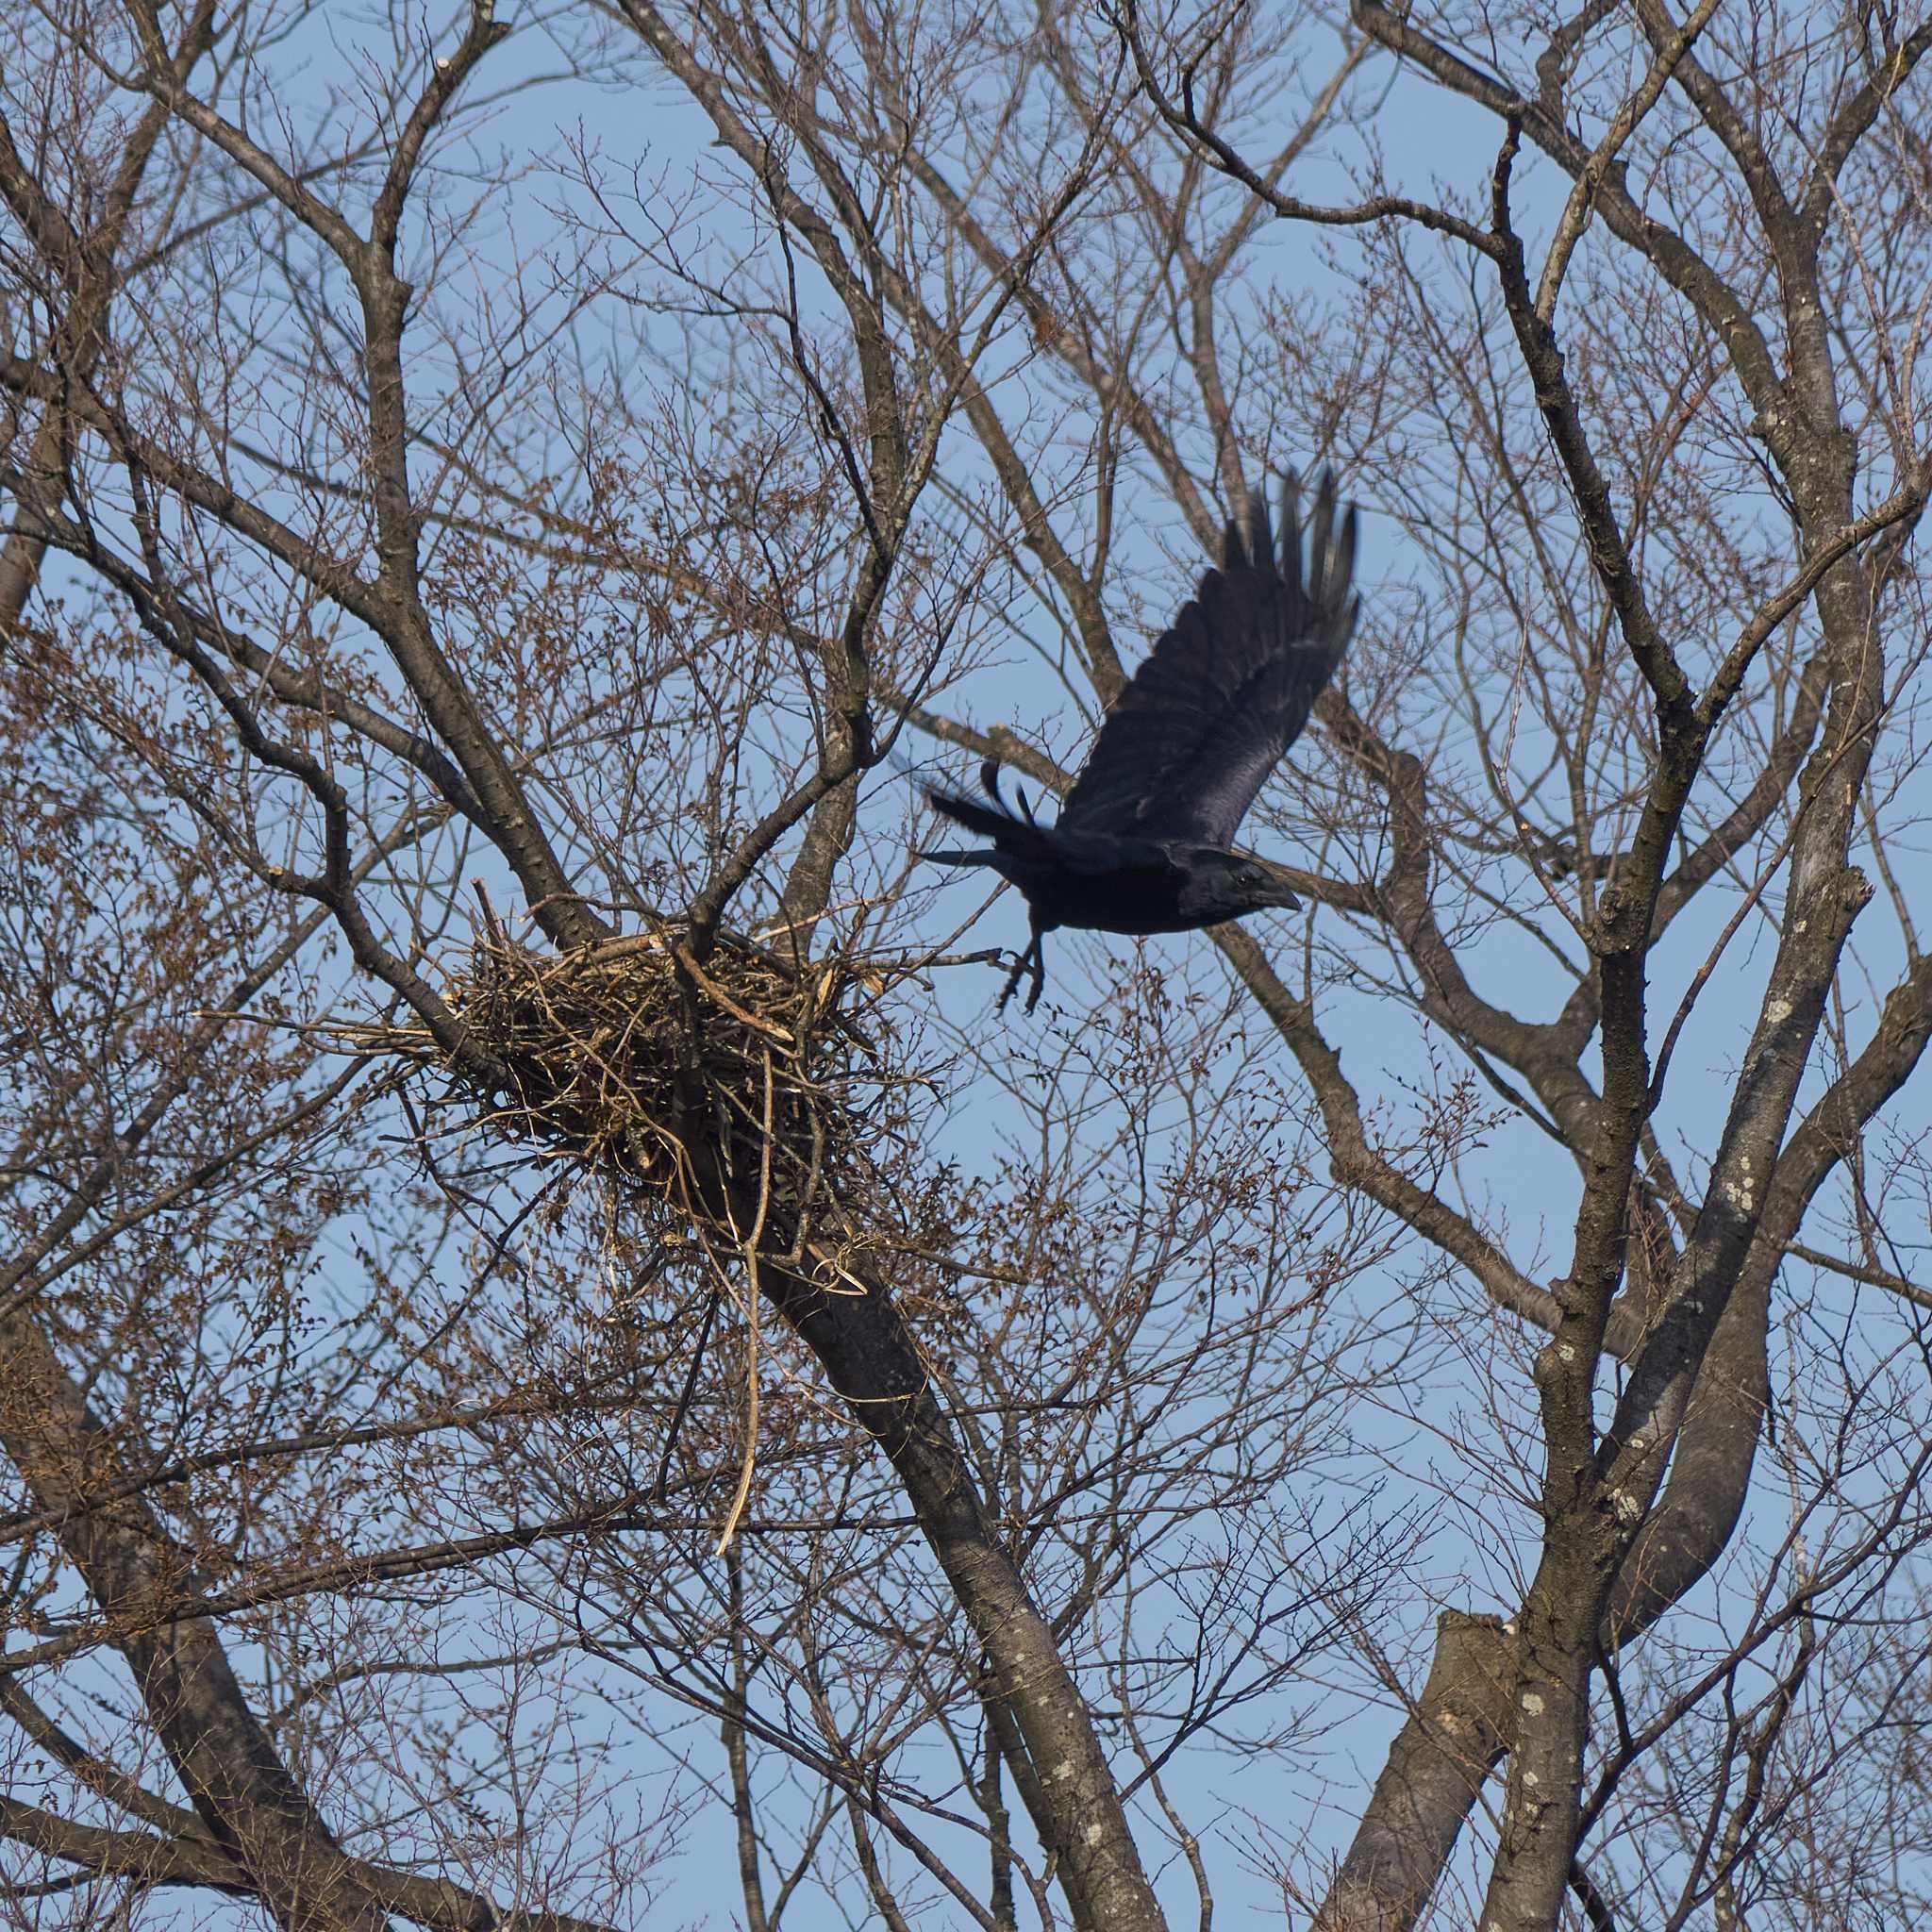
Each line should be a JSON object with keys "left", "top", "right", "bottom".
{"left": 715, "top": 1045, "right": 777, "bottom": 1557}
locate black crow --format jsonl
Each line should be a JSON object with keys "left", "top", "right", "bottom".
{"left": 924, "top": 469, "right": 1358, "bottom": 1011}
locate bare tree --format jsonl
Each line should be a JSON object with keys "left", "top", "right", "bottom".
{"left": 2, "top": 0, "right": 1930, "bottom": 1929}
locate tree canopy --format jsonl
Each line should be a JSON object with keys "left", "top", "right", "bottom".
{"left": 2, "top": 0, "right": 1930, "bottom": 1928}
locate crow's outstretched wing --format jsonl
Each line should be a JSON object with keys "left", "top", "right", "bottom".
{"left": 1059, "top": 470, "right": 1358, "bottom": 847}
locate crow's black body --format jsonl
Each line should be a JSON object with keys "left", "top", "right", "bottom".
{"left": 924, "top": 469, "right": 1359, "bottom": 1010}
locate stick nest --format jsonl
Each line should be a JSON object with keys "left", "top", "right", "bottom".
{"left": 362, "top": 926, "right": 907, "bottom": 1265}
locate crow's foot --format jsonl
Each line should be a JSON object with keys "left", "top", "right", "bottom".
{"left": 1004, "top": 931, "right": 1051, "bottom": 1012}
{"left": 996, "top": 933, "right": 1047, "bottom": 1014}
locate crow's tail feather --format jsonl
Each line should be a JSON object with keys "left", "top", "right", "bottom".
{"left": 924, "top": 784, "right": 1021, "bottom": 839}
{"left": 924, "top": 781, "right": 1058, "bottom": 854}
{"left": 920, "top": 846, "right": 998, "bottom": 869}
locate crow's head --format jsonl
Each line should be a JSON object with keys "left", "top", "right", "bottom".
{"left": 1175, "top": 851, "right": 1305, "bottom": 924}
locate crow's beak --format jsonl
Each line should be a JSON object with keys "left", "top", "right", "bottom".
{"left": 1251, "top": 862, "right": 1304, "bottom": 910}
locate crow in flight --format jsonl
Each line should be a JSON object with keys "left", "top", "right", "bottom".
{"left": 923, "top": 469, "right": 1358, "bottom": 1012}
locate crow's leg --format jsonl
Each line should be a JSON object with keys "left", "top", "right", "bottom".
{"left": 997, "top": 931, "right": 1045, "bottom": 1012}
{"left": 996, "top": 945, "right": 1027, "bottom": 1010}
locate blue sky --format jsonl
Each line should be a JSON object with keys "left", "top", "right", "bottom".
{"left": 16, "top": 0, "right": 1932, "bottom": 1924}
